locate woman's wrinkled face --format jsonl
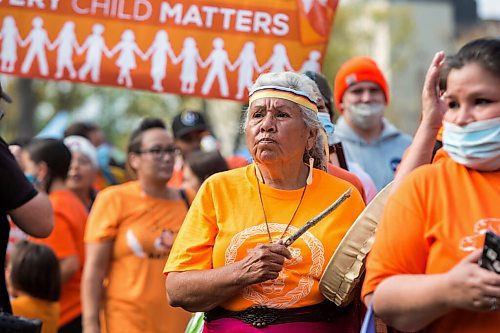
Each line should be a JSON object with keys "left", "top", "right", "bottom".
{"left": 245, "top": 97, "right": 314, "bottom": 165}
{"left": 444, "top": 63, "right": 500, "bottom": 125}
{"left": 130, "top": 128, "right": 177, "bottom": 182}
{"left": 66, "top": 151, "right": 97, "bottom": 192}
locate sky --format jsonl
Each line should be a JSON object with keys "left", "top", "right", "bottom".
{"left": 477, "top": 0, "right": 500, "bottom": 20}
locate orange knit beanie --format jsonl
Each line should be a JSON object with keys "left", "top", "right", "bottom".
{"left": 333, "top": 56, "right": 389, "bottom": 112}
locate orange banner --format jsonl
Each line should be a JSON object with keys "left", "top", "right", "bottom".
{"left": 0, "top": 0, "right": 338, "bottom": 101}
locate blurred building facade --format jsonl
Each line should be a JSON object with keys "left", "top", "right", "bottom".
{"left": 352, "top": 0, "right": 455, "bottom": 135}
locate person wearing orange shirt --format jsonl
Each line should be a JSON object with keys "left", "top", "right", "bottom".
{"left": 165, "top": 72, "right": 365, "bottom": 332}
{"left": 362, "top": 38, "right": 500, "bottom": 333}
{"left": 82, "top": 118, "right": 192, "bottom": 333}
{"left": 22, "top": 139, "right": 88, "bottom": 333}
{"left": 8, "top": 241, "right": 61, "bottom": 333}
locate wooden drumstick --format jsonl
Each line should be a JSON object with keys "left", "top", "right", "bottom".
{"left": 283, "top": 188, "right": 352, "bottom": 247}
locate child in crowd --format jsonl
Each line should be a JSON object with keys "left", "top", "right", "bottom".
{"left": 8, "top": 240, "right": 61, "bottom": 333}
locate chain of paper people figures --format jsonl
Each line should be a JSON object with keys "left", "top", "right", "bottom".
{"left": 0, "top": 15, "right": 322, "bottom": 98}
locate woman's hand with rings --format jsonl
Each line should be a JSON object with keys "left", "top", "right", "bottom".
{"left": 444, "top": 250, "right": 500, "bottom": 312}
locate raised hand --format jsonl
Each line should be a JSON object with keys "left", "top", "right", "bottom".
{"left": 421, "top": 51, "right": 447, "bottom": 130}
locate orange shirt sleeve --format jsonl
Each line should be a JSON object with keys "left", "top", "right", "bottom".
{"left": 85, "top": 187, "right": 122, "bottom": 242}
{"left": 164, "top": 181, "right": 218, "bottom": 274}
{"left": 432, "top": 147, "right": 448, "bottom": 163}
{"left": 362, "top": 170, "right": 430, "bottom": 299}
{"left": 36, "top": 208, "right": 78, "bottom": 259}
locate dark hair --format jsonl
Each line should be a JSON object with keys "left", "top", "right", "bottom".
{"left": 303, "top": 71, "right": 334, "bottom": 119}
{"left": 9, "top": 137, "right": 31, "bottom": 147}
{"left": 10, "top": 241, "right": 61, "bottom": 302}
{"left": 127, "top": 118, "right": 167, "bottom": 154}
{"left": 185, "top": 150, "right": 228, "bottom": 182}
{"left": 64, "top": 122, "right": 100, "bottom": 139}
{"left": 126, "top": 118, "right": 167, "bottom": 177}
{"left": 446, "top": 38, "right": 500, "bottom": 79}
{"left": 25, "top": 139, "right": 71, "bottom": 193}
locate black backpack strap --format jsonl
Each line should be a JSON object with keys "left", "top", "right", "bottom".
{"left": 179, "top": 188, "right": 190, "bottom": 209}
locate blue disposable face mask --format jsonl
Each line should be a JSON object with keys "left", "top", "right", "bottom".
{"left": 317, "top": 112, "right": 335, "bottom": 145}
{"left": 442, "top": 117, "right": 500, "bottom": 172}
{"left": 24, "top": 173, "right": 39, "bottom": 186}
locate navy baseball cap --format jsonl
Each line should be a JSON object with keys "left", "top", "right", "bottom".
{"left": 172, "top": 110, "right": 208, "bottom": 139}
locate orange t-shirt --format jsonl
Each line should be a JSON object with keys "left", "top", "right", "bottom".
{"left": 164, "top": 164, "right": 365, "bottom": 311}
{"left": 362, "top": 157, "right": 500, "bottom": 332}
{"left": 12, "top": 296, "right": 60, "bottom": 333}
{"left": 33, "top": 190, "right": 87, "bottom": 326}
{"left": 327, "top": 163, "right": 366, "bottom": 203}
{"left": 85, "top": 181, "right": 192, "bottom": 333}
{"left": 432, "top": 147, "right": 448, "bottom": 163}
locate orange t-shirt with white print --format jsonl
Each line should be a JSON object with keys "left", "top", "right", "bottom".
{"left": 33, "top": 190, "right": 87, "bottom": 326}
{"left": 362, "top": 157, "right": 500, "bottom": 333}
{"left": 164, "top": 164, "right": 365, "bottom": 311}
{"left": 85, "top": 181, "right": 192, "bottom": 333}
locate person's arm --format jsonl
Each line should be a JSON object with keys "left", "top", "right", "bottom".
{"left": 60, "top": 255, "right": 80, "bottom": 284}
{"left": 82, "top": 241, "right": 113, "bottom": 333}
{"left": 166, "top": 242, "right": 291, "bottom": 312}
{"left": 8, "top": 192, "right": 53, "bottom": 238}
{"left": 372, "top": 250, "right": 500, "bottom": 332}
{"left": 391, "top": 51, "right": 446, "bottom": 193}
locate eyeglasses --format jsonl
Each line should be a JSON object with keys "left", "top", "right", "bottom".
{"left": 138, "top": 146, "right": 180, "bottom": 158}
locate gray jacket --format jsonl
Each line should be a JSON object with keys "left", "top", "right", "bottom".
{"left": 334, "top": 116, "right": 412, "bottom": 191}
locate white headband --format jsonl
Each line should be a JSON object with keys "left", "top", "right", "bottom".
{"left": 64, "top": 135, "right": 98, "bottom": 168}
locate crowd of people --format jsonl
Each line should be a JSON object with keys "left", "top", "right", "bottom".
{"left": 0, "top": 36, "right": 498, "bottom": 333}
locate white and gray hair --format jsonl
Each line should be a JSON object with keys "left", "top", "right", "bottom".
{"left": 243, "top": 72, "right": 326, "bottom": 170}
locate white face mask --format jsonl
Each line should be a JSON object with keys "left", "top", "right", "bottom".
{"left": 346, "top": 103, "right": 384, "bottom": 130}
{"left": 442, "top": 117, "right": 500, "bottom": 172}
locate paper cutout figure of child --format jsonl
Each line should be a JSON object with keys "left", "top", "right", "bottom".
{"left": 109, "top": 29, "right": 145, "bottom": 88}
{"left": 176, "top": 37, "right": 203, "bottom": 94}
{"left": 299, "top": 50, "right": 321, "bottom": 73}
{"left": 78, "top": 24, "right": 111, "bottom": 82}
{"left": 0, "top": 16, "right": 22, "bottom": 72}
{"left": 20, "top": 16, "right": 51, "bottom": 76}
{"left": 201, "top": 37, "right": 232, "bottom": 97}
{"left": 142, "top": 30, "right": 177, "bottom": 92}
{"left": 260, "top": 43, "right": 294, "bottom": 73}
{"left": 230, "top": 41, "right": 261, "bottom": 99}
{"left": 49, "top": 21, "right": 80, "bottom": 79}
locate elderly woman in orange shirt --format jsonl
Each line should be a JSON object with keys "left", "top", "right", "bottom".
{"left": 165, "top": 72, "right": 365, "bottom": 332}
